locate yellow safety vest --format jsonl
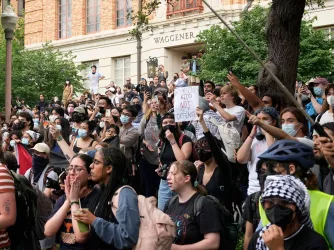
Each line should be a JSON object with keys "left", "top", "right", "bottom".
{"left": 259, "top": 189, "right": 333, "bottom": 248}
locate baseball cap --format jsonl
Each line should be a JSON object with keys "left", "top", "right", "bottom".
{"left": 32, "top": 143, "right": 50, "bottom": 154}
{"left": 73, "top": 107, "right": 85, "bottom": 114}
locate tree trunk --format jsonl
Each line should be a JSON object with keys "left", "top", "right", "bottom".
{"left": 257, "top": 0, "right": 306, "bottom": 107}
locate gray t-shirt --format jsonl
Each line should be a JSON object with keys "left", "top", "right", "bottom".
{"left": 140, "top": 116, "right": 160, "bottom": 165}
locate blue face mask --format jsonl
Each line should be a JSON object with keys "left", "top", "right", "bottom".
{"left": 314, "top": 87, "right": 323, "bottom": 97}
{"left": 10, "top": 140, "right": 15, "bottom": 148}
{"left": 33, "top": 118, "right": 39, "bottom": 124}
{"left": 21, "top": 138, "right": 29, "bottom": 145}
{"left": 120, "top": 115, "right": 130, "bottom": 124}
{"left": 282, "top": 123, "right": 299, "bottom": 137}
{"left": 78, "top": 129, "right": 88, "bottom": 138}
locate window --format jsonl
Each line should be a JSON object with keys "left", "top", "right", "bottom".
{"left": 59, "top": 0, "right": 72, "bottom": 39}
{"left": 115, "top": 57, "right": 131, "bottom": 85}
{"left": 87, "top": 0, "right": 100, "bottom": 33}
{"left": 116, "top": 0, "right": 132, "bottom": 27}
{"left": 83, "top": 61, "right": 99, "bottom": 89}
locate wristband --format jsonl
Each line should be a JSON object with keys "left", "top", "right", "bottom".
{"left": 170, "top": 139, "right": 176, "bottom": 145}
{"left": 71, "top": 201, "right": 79, "bottom": 206}
{"left": 248, "top": 135, "right": 254, "bottom": 139}
{"left": 57, "top": 135, "right": 63, "bottom": 141}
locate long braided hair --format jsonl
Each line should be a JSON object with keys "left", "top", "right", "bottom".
{"left": 92, "top": 146, "right": 129, "bottom": 250}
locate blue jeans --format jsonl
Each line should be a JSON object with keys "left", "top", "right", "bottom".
{"left": 158, "top": 179, "right": 173, "bottom": 211}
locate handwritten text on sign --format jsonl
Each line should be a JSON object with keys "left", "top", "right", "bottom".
{"left": 174, "top": 86, "right": 199, "bottom": 122}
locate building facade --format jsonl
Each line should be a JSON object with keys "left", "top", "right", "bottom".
{"left": 24, "top": 0, "right": 334, "bottom": 92}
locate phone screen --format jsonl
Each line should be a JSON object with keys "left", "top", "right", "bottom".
{"left": 106, "top": 109, "right": 111, "bottom": 117}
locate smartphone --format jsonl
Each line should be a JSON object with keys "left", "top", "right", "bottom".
{"left": 228, "top": 66, "right": 233, "bottom": 73}
{"left": 105, "top": 109, "right": 111, "bottom": 117}
{"left": 59, "top": 171, "right": 66, "bottom": 184}
{"left": 298, "top": 81, "right": 303, "bottom": 88}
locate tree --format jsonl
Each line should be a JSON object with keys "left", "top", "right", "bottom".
{"left": 197, "top": 4, "right": 333, "bottom": 95}
{"left": 0, "top": 17, "right": 85, "bottom": 108}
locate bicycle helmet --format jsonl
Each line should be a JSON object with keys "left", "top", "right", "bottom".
{"left": 258, "top": 139, "right": 314, "bottom": 169}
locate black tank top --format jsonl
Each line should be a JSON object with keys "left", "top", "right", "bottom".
{"left": 73, "top": 139, "right": 95, "bottom": 153}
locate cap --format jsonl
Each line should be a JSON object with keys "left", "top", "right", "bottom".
{"left": 313, "top": 77, "right": 329, "bottom": 85}
{"left": 32, "top": 143, "right": 50, "bottom": 154}
{"left": 25, "top": 130, "right": 37, "bottom": 142}
{"left": 73, "top": 107, "right": 85, "bottom": 114}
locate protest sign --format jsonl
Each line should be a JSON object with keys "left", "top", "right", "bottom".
{"left": 174, "top": 86, "right": 199, "bottom": 122}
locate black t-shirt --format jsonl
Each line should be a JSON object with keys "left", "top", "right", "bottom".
{"left": 164, "top": 193, "right": 221, "bottom": 245}
{"left": 242, "top": 191, "right": 261, "bottom": 231}
{"left": 49, "top": 188, "right": 100, "bottom": 250}
{"left": 197, "top": 165, "right": 226, "bottom": 205}
{"left": 248, "top": 225, "right": 328, "bottom": 250}
{"left": 160, "top": 134, "right": 192, "bottom": 167}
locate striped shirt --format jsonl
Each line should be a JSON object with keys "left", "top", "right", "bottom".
{"left": 0, "top": 164, "right": 15, "bottom": 248}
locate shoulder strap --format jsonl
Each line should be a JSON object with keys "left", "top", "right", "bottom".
{"left": 88, "top": 139, "right": 94, "bottom": 147}
{"left": 28, "top": 168, "right": 33, "bottom": 182}
{"left": 193, "top": 195, "right": 206, "bottom": 217}
{"left": 178, "top": 133, "right": 185, "bottom": 147}
{"left": 111, "top": 185, "right": 136, "bottom": 215}
{"left": 316, "top": 112, "right": 324, "bottom": 123}
{"left": 166, "top": 195, "right": 178, "bottom": 212}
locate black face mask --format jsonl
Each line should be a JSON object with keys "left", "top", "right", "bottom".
{"left": 162, "top": 125, "right": 177, "bottom": 135}
{"left": 173, "top": 76, "right": 178, "bottom": 81}
{"left": 32, "top": 155, "right": 50, "bottom": 183}
{"left": 255, "top": 127, "right": 265, "bottom": 141}
{"left": 92, "top": 72, "right": 96, "bottom": 75}
{"left": 265, "top": 204, "right": 294, "bottom": 231}
{"left": 16, "top": 121, "right": 25, "bottom": 130}
{"left": 133, "top": 104, "right": 141, "bottom": 112}
{"left": 112, "top": 115, "right": 119, "bottom": 123}
{"left": 197, "top": 149, "right": 213, "bottom": 163}
{"left": 99, "top": 107, "right": 106, "bottom": 114}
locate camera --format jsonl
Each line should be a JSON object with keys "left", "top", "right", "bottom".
{"left": 157, "top": 164, "right": 169, "bottom": 180}
{"left": 45, "top": 177, "right": 61, "bottom": 190}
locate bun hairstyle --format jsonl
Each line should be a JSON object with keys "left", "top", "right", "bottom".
{"left": 171, "top": 160, "right": 207, "bottom": 195}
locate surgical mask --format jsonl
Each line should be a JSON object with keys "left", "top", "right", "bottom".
{"left": 55, "top": 125, "right": 62, "bottom": 131}
{"left": 99, "top": 121, "right": 105, "bottom": 128}
{"left": 265, "top": 204, "right": 294, "bottom": 231}
{"left": 49, "top": 115, "right": 57, "bottom": 123}
{"left": 21, "top": 138, "right": 29, "bottom": 145}
{"left": 33, "top": 118, "right": 39, "bottom": 124}
{"left": 314, "top": 87, "right": 323, "bottom": 97}
{"left": 120, "top": 115, "right": 130, "bottom": 124}
{"left": 282, "top": 123, "right": 299, "bottom": 137}
{"left": 16, "top": 121, "right": 25, "bottom": 130}
{"left": 78, "top": 129, "right": 88, "bottom": 138}
{"left": 10, "top": 140, "right": 15, "bottom": 148}
{"left": 66, "top": 81, "right": 70, "bottom": 85}
{"left": 327, "top": 96, "right": 334, "bottom": 106}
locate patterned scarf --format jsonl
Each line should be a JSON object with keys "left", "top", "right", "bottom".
{"left": 255, "top": 175, "right": 313, "bottom": 250}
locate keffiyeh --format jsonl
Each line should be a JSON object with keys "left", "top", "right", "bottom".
{"left": 256, "top": 175, "right": 313, "bottom": 250}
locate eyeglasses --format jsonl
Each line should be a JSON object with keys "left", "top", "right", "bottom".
{"left": 66, "top": 167, "right": 87, "bottom": 174}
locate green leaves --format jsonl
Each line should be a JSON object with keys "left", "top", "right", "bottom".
{"left": 197, "top": 5, "right": 334, "bottom": 85}
{"left": 0, "top": 21, "right": 85, "bottom": 107}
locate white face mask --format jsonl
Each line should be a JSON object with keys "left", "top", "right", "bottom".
{"left": 327, "top": 96, "right": 334, "bottom": 106}
{"left": 99, "top": 121, "right": 105, "bottom": 128}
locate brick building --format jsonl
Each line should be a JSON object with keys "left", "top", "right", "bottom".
{"left": 23, "top": 0, "right": 334, "bottom": 92}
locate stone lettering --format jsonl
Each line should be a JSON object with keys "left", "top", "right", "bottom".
{"left": 153, "top": 32, "right": 197, "bottom": 44}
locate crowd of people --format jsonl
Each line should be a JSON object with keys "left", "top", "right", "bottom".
{"left": 0, "top": 58, "right": 333, "bottom": 250}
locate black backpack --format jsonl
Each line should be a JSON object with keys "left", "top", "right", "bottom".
{"left": 7, "top": 171, "right": 39, "bottom": 250}
{"left": 194, "top": 195, "right": 239, "bottom": 250}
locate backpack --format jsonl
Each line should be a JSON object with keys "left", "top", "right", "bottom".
{"left": 194, "top": 195, "right": 239, "bottom": 250}
{"left": 27, "top": 167, "right": 55, "bottom": 239}
{"left": 209, "top": 117, "right": 241, "bottom": 163}
{"left": 7, "top": 171, "right": 43, "bottom": 250}
{"left": 111, "top": 186, "right": 176, "bottom": 250}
